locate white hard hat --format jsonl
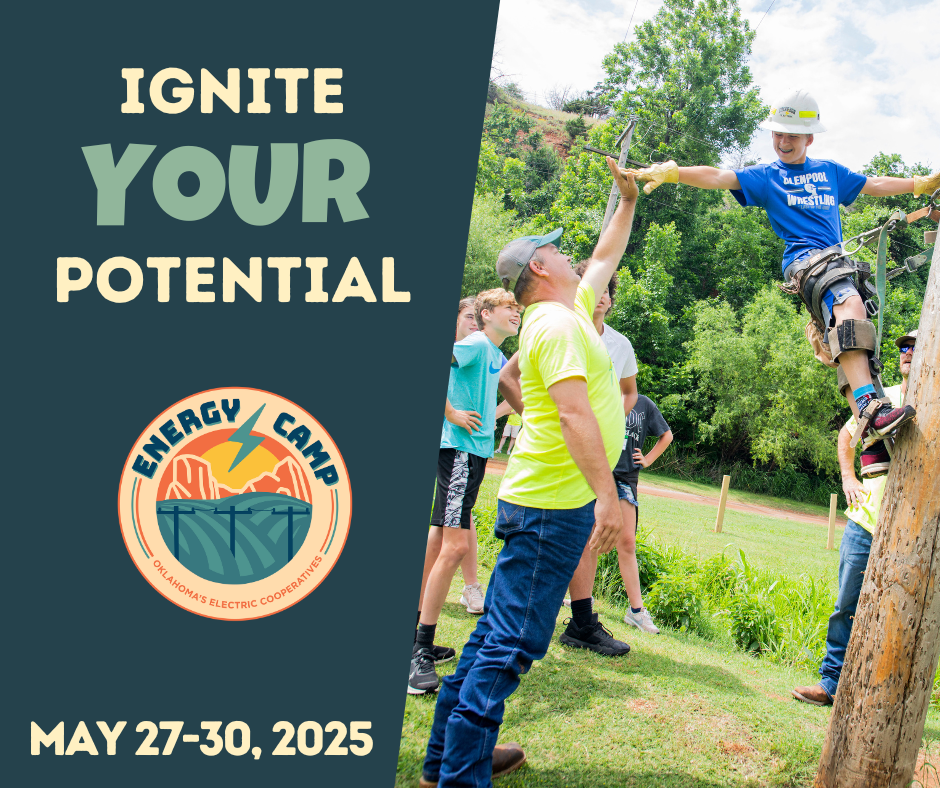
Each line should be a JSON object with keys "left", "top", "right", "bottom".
{"left": 763, "top": 89, "right": 826, "bottom": 134}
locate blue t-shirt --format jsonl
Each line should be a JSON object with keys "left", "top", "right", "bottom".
{"left": 440, "top": 331, "right": 507, "bottom": 458}
{"left": 731, "top": 158, "right": 867, "bottom": 274}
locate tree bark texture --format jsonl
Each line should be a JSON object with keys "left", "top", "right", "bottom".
{"left": 816, "top": 239, "right": 940, "bottom": 786}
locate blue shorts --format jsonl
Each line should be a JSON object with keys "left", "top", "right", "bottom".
{"left": 820, "top": 278, "right": 859, "bottom": 328}
{"left": 784, "top": 253, "right": 860, "bottom": 328}
{"left": 616, "top": 480, "right": 638, "bottom": 507}
{"left": 616, "top": 479, "right": 639, "bottom": 533}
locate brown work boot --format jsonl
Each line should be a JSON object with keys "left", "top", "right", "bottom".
{"left": 792, "top": 684, "right": 832, "bottom": 706}
{"left": 492, "top": 742, "right": 527, "bottom": 778}
{"left": 418, "top": 742, "right": 527, "bottom": 787}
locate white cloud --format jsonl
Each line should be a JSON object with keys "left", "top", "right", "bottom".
{"left": 495, "top": 0, "right": 938, "bottom": 172}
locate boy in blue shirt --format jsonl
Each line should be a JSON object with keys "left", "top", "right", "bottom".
{"left": 410, "top": 288, "right": 521, "bottom": 695}
{"left": 628, "top": 89, "right": 938, "bottom": 471}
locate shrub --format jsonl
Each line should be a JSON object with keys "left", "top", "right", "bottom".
{"left": 729, "top": 584, "right": 781, "bottom": 654}
{"left": 647, "top": 570, "right": 708, "bottom": 635}
{"left": 594, "top": 548, "right": 630, "bottom": 606}
{"left": 636, "top": 536, "right": 670, "bottom": 592}
{"left": 769, "top": 575, "right": 832, "bottom": 667}
{"left": 933, "top": 660, "right": 940, "bottom": 711}
{"left": 565, "top": 115, "right": 588, "bottom": 141}
{"left": 698, "top": 552, "right": 737, "bottom": 603}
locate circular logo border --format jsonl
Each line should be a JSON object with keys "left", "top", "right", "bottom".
{"left": 117, "top": 387, "right": 352, "bottom": 620}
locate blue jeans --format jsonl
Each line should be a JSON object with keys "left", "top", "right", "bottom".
{"left": 818, "top": 518, "right": 872, "bottom": 698}
{"left": 423, "top": 499, "right": 596, "bottom": 787}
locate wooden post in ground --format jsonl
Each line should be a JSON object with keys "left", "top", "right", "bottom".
{"left": 816, "top": 236, "right": 940, "bottom": 787}
{"left": 827, "top": 494, "right": 838, "bottom": 550}
{"left": 714, "top": 475, "right": 731, "bottom": 533}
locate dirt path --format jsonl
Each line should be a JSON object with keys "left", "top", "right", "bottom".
{"left": 485, "top": 459, "right": 844, "bottom": 529}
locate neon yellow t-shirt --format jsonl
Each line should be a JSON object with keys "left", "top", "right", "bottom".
{"left": 498, "top": 282, "right": 624, "bottom": 509}
{"left": 843, "top": 384, "right": 903, "bottom": 533}
{"left": 507, "top": 412, "right": 522, "bottom": 427}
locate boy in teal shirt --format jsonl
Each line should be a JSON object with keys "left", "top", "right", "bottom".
{"left": 411, "top": 289, "right": 521, "bottom": 695}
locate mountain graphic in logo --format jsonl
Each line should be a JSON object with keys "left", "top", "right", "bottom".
{"left": 154, "top": 411, "right": 319, "bottom": 584}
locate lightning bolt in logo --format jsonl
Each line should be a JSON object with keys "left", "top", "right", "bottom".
{"left": 227, "top": 405, "right": 266, "bottom": 472}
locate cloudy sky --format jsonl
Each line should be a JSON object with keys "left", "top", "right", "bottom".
{"left": 493, "top": 0, "right": 938, "bottom": 172}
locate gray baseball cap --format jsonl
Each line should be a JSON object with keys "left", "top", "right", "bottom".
{"left": 496, "top": 227, "right": 564, "bottom": 288}
{"left": 895, "top": 329, "right": 918, "bottom": 348}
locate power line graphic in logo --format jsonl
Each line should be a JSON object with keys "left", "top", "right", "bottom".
{"left": 117, "top": 388, "right": 352, "bottom": 620}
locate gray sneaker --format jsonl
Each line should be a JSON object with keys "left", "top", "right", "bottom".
{"left": 460, "top": 582, "right": 485, "bottom": 614}
{"left": 623, "top": 607, "right": 661, "bottom": 634}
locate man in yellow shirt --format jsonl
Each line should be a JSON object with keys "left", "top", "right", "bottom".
{"left": 792, "top": 329, "right": 916, "bottom": 706}
{"left": 420, "top": 161, "right": 638, "bottom": 787}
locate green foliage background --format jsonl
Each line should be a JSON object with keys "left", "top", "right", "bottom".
{"left": 466, "top": 0, "right": 932, "bottom": 504}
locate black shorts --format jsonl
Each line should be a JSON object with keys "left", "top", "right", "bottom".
{"left": 430, "top": 448, "right": 488, "bottom": 529}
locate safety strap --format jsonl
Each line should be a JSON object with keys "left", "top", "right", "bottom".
{"left": 850, "top": 397, "right": 890, "bottom": 449}
{"left": 873, "top": 211, "right": 902, "bottom": 360}
{"left": 872, "top": 203, "right": 940, "bottom": 355}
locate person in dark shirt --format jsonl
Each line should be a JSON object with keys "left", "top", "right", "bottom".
{"left": 615, "top": 395, "right": 672, "bottom": 634}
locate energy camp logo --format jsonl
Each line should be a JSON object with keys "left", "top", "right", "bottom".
{"left": 118, "top": 388, "right": 352, "bottom": 620}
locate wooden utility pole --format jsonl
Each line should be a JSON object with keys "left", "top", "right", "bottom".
{"left": 816, "top": 240, "right": 940, "bottom": 786}
{"left": 600, "top": 116, "right": 638, "bottom": 235}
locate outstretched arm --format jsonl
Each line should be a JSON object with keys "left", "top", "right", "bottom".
{"left": 678, "top": 166, "right": 740, "bottom": 191}
{"left": 581, "top": 159, "right": 639, "bottom": 299}
{"left": 624, "top": 161, "right": 740, "bottom": 193}
{"left": 861, "top": 170, "right": 940, "bottom": 197}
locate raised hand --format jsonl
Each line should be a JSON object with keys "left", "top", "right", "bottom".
{"left": 624, "top": 160, "right": 679, "bottom": 194}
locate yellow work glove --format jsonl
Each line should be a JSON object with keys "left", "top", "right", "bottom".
{"left": 624, "top": 160, "right": 679, "bottom": 194}
{"left": 913, "top": 171, "right": 940, "bottom": 196}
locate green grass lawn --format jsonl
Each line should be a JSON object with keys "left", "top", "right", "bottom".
{"left": 638, "top": 493, "right": 842, "bottom": 586}
{"left": 400, "top": 475, "right": 939, "bottom": 787}
{"left": 640, "top": 470, "right": 838, "bottom": 521}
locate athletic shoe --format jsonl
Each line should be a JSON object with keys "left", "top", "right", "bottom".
{"left": 861, "top": 403, "right": 916, "bottom": 447}
{"left": 460, "top": 582, "right": 485, "bottom": 614}
{"left": 860, "top": 441, "right": 890, "bottom": 477}
{"left": 430, "top": 644, "right": 456, "bottom": 664}
{"left": 408, "top": 647, "right": 439, "bottom": 695}
{"left": 559, "top": 614, "right": 630, "bottom": 656}
{"left": 791, "top": 684, "right": 832, "bottom": 706}
{"left": 419, "top": 742, "right": 527, "bottom": 787}
{"left": 623, "top": 607, "right": 661, "bottom": 634}
{"left": 561, "top": 595, "right": 594, "bottom": 608}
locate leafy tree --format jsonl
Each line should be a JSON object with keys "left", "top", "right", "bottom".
{"left": 501, "top": 82, "right": 525, "bottom": 101}
{"left": 565, "top": 115, "right": 589, "bottom": 141}
{"left": 685, "top": 287, "right": 846, "bottom": 474}
{"left": 607, "top": 222, "right": 681, "bottom": 367}
{"left": 687, "top": 202, "right": 784, "bottom": 311}
{"left": 483, "top": 101, "right": 542, "bottom": 157}
{"left": 598, "top": 0, "right": 766, "bottom": 251}
{"left": 563, "top": 90, "right": 610, "bottom": 117}
{"left": 463, "top": 193, "right": 538, "bottom": 299}
{"left": 542, "top": 0, "right": 766, "bottom": 290}
{"left": 475, "top": 139, "right": 503, "bottom": 197}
